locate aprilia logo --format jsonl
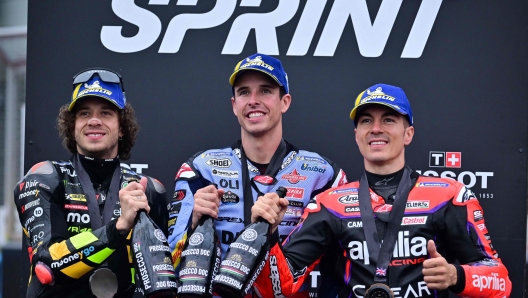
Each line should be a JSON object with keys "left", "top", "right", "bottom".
{"left": 348, "top": 231, "right": 427, "bottom": 265}
{"left": 471, "top": 273, "right": 506, "bottom": 292}
{"left": 101, "top": 0, "right": 442, "bottom": 58}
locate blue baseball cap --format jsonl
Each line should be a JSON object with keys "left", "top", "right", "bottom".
{"left": 350, "top": 83, "right": 413, "bottom": 126}
{"left": 229, "top": 53, "right": 289, "bottom": 94}
{"left": 69, "top": 73, "right": 126, "bottom": 111}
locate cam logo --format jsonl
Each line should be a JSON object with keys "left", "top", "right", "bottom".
{"left": 102, "top": 0, "right": 442, "bottom": 58}
{"left": 347, "top": 221, "right": 362, "bottom": 228}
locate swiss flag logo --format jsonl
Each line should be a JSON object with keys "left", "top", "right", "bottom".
{"left": 445, "top": 152, "right": 461, "bottom": 168}
{"left": 19, "top": 182, "right": 25, "bottom": 191}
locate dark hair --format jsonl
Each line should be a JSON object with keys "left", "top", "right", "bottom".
{"left": 279, "top": 87, "right": 286, "bottom": 99}
{"left": 56, "top": 102, "right": 139, "bottom": 160}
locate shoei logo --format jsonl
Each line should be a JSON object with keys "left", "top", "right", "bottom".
{"left": 101, "top": 0, "right": 442, "bottom": 58}
{"left": 206, "top": 158, "right": 232, "bottom": 168}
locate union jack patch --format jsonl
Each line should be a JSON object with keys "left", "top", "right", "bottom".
{"left": 375, "top": 267, "right": 387, "bottom": 277}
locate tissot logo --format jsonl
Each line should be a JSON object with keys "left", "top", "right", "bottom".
{"left": 101, "top": 0, "right": 441, "bottom": 58}
{"left": 429, "top": 151, "right": 461, "bottom": 168}
{"left": 419, "top": 150, "right": 494, "bottom": 189}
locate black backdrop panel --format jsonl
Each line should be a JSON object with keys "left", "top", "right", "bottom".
{"left": 22, "top": 0, "right": 528, "bottom": 297}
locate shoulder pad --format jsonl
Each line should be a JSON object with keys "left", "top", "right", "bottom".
{"left": 27, "top": 161, "right": 54, "bottom": 175}
{"left": 147, "top": 177, "right": 166, "bottom": 194}
{"left": 453, "top": 185, "right": 478, "bottom": 205}
{"left": 317, "top": 182, "right": 359, "bottom": 205}
{"left": 175, "top": 162, "right": 200, "bottom": 181}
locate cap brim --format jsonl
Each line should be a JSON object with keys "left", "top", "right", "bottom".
{"left": 68, "top": 94, "right": 124, "bottom": 111}
{"left": 350, "top": 101, "right": 408, "bottom": 120}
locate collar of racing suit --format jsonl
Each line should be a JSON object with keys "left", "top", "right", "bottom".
{"left": 77, "top": 154, "right": 119, "bottom": 187}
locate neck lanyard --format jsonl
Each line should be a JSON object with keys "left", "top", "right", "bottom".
{"left": 358, "top": 166, "right": 413, "bottom": 284}
{"left": 240, "top": 139, "right": 287, "bottom": 226}
{"left": 73, "top": 154, "right": 121, "bottom": 230}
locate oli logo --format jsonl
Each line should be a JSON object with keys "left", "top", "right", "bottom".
{"left": 429, "top": 151, "right": 461, "bottom": 168}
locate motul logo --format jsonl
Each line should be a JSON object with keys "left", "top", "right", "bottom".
{"left": 101, "top": 0, "right": 442, "bottom": 58}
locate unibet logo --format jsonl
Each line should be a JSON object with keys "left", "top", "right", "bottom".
{"left": 348, "top": 231, "right": 426, "bottom": 265}
{"left": 101, "top": 0, "right": 441, "bottom": 58}
{"left": 300, "top": 163, "right": 326, "bottom": 173}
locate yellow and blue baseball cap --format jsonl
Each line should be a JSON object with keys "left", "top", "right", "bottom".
{"left": 229, "top": 53, "right": 289, "bottom": 94}
{"left": 350, "top": 83, "right": 413, "bottom": 126}
{"left": 69, "top": 68, "right": 126, "bottom": 111}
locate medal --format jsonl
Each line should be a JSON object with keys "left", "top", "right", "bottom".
{"left": 365, "top": 283, "right": 394, "bottom": 298}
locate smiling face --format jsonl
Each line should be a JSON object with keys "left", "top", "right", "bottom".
{"left": 231, "top": 71, "right": 291, "bottom": 139}
{"left": 354, "top": 105, "right": 414, "bottom": 174}
{"left": 74, "top": 97, "right": 123, "bottom": 159}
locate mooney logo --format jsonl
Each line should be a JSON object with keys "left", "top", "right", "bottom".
{"left": 101, "top": 0, "right": 442, "bottom": 58}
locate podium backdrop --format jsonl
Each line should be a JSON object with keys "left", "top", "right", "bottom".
{"left": 20, "top": 0, "right": 528, "bottom": 296}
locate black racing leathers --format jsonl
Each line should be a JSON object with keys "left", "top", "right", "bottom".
{"left": 254, "top": 173, "right": 511, "bottom": 297}
{"left": 14, "top": 157, "right": 169, "bottom": 298}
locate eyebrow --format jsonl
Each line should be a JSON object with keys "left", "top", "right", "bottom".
{"left": 358, "top": 110, "right": 400, "bottom": 118}
{"left": 235, "top": 84, "right": 277, "bottom": 92}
